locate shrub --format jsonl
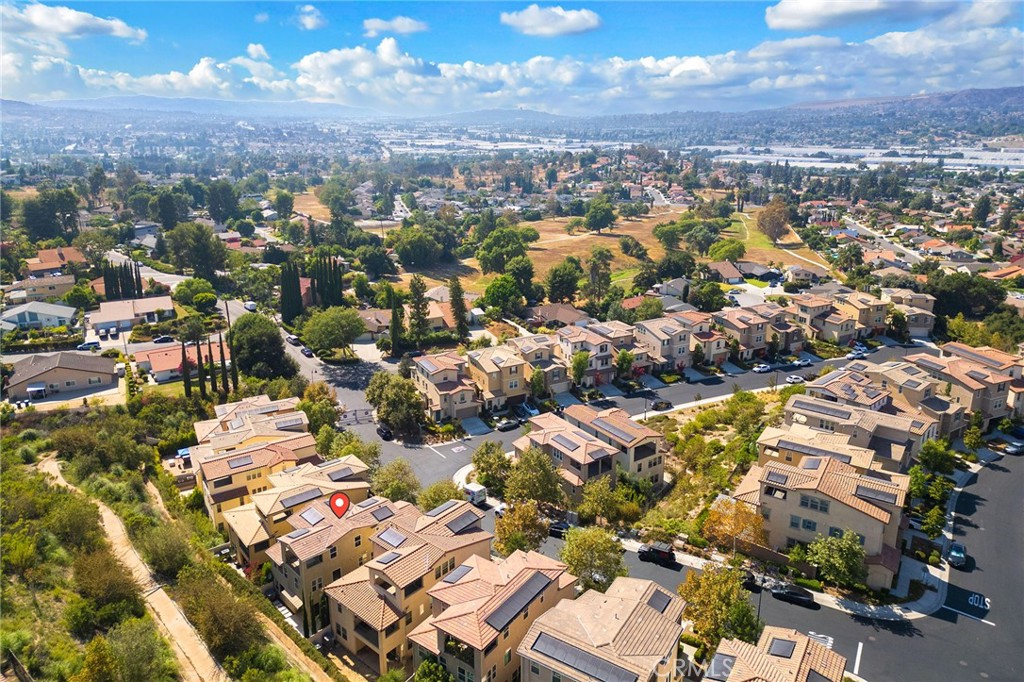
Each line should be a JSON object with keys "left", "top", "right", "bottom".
{"left": 794, "top": 577, "right": 822, "bottom": 591}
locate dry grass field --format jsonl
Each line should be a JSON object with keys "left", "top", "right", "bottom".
{"left": 4, "top": 187, "right": 39, "bottom": 202}
{"left": 293, "top": 192, "right": 332, "bottom": 222}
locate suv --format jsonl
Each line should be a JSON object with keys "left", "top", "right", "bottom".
{"left": 638, "top": 542, "right": 676, "bottom": 567}
{"left": 77, "top": 341, "right": 101, "bottom": 351}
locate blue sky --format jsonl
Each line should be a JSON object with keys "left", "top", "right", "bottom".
{"left": 2, "top": 1, "right": 1021, "bottom": 115}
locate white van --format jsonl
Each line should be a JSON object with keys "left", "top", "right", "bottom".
{"left": 463, "top": 482, "right": 487, "bottom": 506}
{"left": 243, "top": 301, "right": 258, "bottom": 312}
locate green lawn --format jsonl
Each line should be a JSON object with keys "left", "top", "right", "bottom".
{"left": 744, "top": 278, "right": 769, "bottom": 288}
{"left": 142, "top": 380, "right": 185, "bottom": 397}
{"left": 730, "top": 213, "right": 775, "bottom": 250}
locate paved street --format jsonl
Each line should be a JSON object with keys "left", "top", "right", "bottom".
{"left": 843, "top": 217, "right": 923, "bottom": 264}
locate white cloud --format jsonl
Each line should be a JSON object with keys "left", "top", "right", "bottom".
{"left": 1, "top": 2, "right": 147, "bottom": 58}
{"left": 363, "top": 16, "right": 429, "bottom": 38}
{"left": 500, "top": 4, "right": 602, "bottom": 37}
{"left": 247, "top": 43, "right": 270, "bottom": 60}
{"left": 296, "top": 5, "right": 326, "bottom": 31}
{"left": 748, "top": 35, "right": 843, "bottom": 59}
{"left": 254, "top": 12, "right": 269, "bottom": 24}
{"left": 764, "top": 0, "right": 956, "bottom": 30}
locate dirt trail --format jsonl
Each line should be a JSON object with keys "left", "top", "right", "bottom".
{"left": 38, "top": 457, "right": 227, "bottom": 682}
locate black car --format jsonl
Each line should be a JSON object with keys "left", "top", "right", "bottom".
{"left": 651, "top": 399, "right": 672, "bottom": 411}
{"left": 548, "top": 520, "right": 570, "bottom": 539}
{"left": 740, "top": 570, "right": 760, "bottom": 591}
{"left": 1009, "top": 425, "right": 1024, "bottom": 439}
{"left": 153, "top": 335, "right": 174, "bottom": 343}
{"left": 770, "top": 583, "right": 816, "bottom": 607}
{"left": 376, "top": 424, "right": 394, "bottom": 441}
{"left": 301, "top": 347, "right": 315, "bottom": 358}
{"left": 404, "top": 350, "right": 424, "bottom": 358}
{"left": 637, "top": 542, "right": 676, "bottom": 567}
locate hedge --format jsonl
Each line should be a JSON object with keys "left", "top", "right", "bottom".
{"left": 3, "top": 335, "right": 85, "bottom": 353}
{"left": 793, "top": 577, "right": 822, "bottom": 591}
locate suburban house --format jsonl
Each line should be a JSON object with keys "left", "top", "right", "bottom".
{"left": 412, "top": 352, "right": 482, "bottom": 423}
{"left": 197, "top": 432, "right": 320, "bottom": 531}
{"left": 409, "top": 551, "right": 578, "bottom": 682}
{"left": 905, "top": 352, "right": 1014, "bottom": 430}
{"left": 733, "top": 455, "right": 908, "bottom": 590}
{"left": 357, "top": 309, "right": 392, "bottom": 340}
{"left": 4, "top": 274, "right": 76, "bottom": 304}
{"left": 89, "top": 295, "right": 175, "bottom": 333}
{"left": 746, "top": 302, "right": 805, "bottom": 353}
{"left": 786, "top": 294, "right": 857, "bottom": 345}
{"left": 587, "top": 321, "right": 651, "bottom": 374}
{"left": 404, "top": 300, "right": 448, "bottom": 333}
{"left": 23, "top": 246, "right": 87, "bottom": 276}
{"left": 806, "top": 368, "right": 891, "bottom": 412}
{"left": 518, "top": 578, "right": 684, "bottom": 682}
{"left": 6, "top": 352, "right": 117, "bottom": 401}
{"left": 880, "top": 288, "right": 937, "bottom": 337}
{"left": 851, "top": 360, "right": 967, "bottom": 438}
{"left": 712, "top": 308, "right": 771, "bottom": 360}
{"left": 651, "top": 276, "right": 690, "bottom": 300}
{"left": 708, "top": 260, "right": 744, "bottom": 284}
{"left": 135, "top": 343, "right": 231, "bottom": 383}
{"left": 785, "top": 264, "right": 828, "bottom": 284}
{"left": 634, "top": 317, "right": 690, "bottom": 371}
{"left": 524, "top": 303, "right": 590, "bottom": 329}
{"left": 706, "top": 627, "right": 848, "bottom": 682}
{"left": 505, "top": 335, "right": 570, "bottom": 396}
{"left": 467, "top": 346, "right": 530, "bottom": 412}
{"left": 325, "top": 500, "right": 494, "bottom": 675}
{"left": 0, "top": 301, "right": 76, "bottom": 331}
{"left": 757, "top": 424, "right": 883, "bottom": 475}
{"left": 424, "top": 284, "right": 482, "bottom": 305}
{"left": 513, "top": 413, "right": 619, "bottom": 499}
{"left": 940, "top": 342, "right": 1024, "bottom": 380}
{"left": 670, "top": 310, "right": 729, "bottom": 367}
{"left": 783, "top": 394, "right": 934, "bottom": 472}
{"left": 833, "top": 291, "right": 888, "bottom": 338}
{"left": 562, "top": 405, "right": 665, "bottom": 486}
{"left": 192, "top": 396, "right": 309, "bottom": 455}
{"left": 554, "top": 326, "right": 615, "bottom": 387}
{"left": 223, "top": 456, "right": 370, "bottom": 569}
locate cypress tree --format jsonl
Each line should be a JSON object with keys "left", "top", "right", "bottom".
{"left": 195, "top": 342, "right": 207, "bottom": 399}
{"left": 448, "top": 276, "right": 470, "bottom": 341}
{"left": 135, "top": 262, "right": 144, "bottom": 297}
{"left": 207, "top": 337, "right": 218, "bottom": 394}
{"left": 389, "top": 300, "right": 404, "bottom": 357}
{"left": 219, "top": 334, "right": 229, "bottom": 395}
{"left": 181, "top": 343, "right": 192, "bottom": 398}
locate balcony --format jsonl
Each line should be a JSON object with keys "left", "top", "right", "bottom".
{"left": 444, "top": 635, "right": 475, "bottom": 667}
{"left": 354, "top": 620, "right": 380, "bottom": 649}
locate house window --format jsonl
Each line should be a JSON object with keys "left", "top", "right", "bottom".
{"left": 530, "top": 663, "right": 540, "bottom": 676}
{"left": 801, "top": 519, "right": 817, "bottom": 532}
{"left": 355, "top": 535, "right": 361, "bottom": 547}
{"left": 799, "top": 495, "right": 830, "bottom": 513}
{"left": 329, "top": 546, "right": 337, "bottom": 559}
{"left": 828, "top": 526, "right": 843, "bottom": 538}
{"left": 458, "top": 668, "right": 474, "bottom": 682}
{"left": 503, "top": 627, "right": 509, "bottom": 640}
{"left": 504, "top": 650, "right": 512, "bottom": 665}
{"left": 64, "top": 380, "right": 77, "bottom": 388}
{"left": 405, "top": 610, "right": 413, "bottom": 626}
{"left": 311, "top": 577, "right": 323, "bottom": 592}
{"left": 509, "top": 380, "right": 519, "bottom": 390}
{"left": 88, "top": 377, "right": 102, "bottom": 385}
{"left": 511, "top": 366, "right": 518, "bottom": 375}
{"left": 790, "top": 515, "right": 800, "bottom": 529}
{"left": 333, "top": 568, "right": 342, "bottom": 581}
{"left": 552, "top": 673, "right": 561, "bottom": 682}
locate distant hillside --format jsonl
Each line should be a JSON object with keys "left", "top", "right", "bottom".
{"left": 427, "top": 108, "right": 565, "bottom": 125}
{"left": 33, "top": 95, "right": 376, "bottom": 119}
{"left": 788, "top": 87, "right": 1024, "bottom": 112}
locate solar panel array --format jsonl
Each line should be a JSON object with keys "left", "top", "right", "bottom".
{"left": 965, "top": 370, "right": 988, "bottom": 382}
{"left": 285, "top": 528, "right": 310, "bottom": 539}
{"left": 646, "top": 589, "right": 671, "bottom": 613}
{"left": 592, "top": 417, "right": 636, "bottom": 443}
{"left": 766, "top": 471, "right": 789, "bottom": 485}
{"left": 443, "top": 565, "right": 473, "bottom": 584}
{"left": 227, "top": 455, "right": 254, "bottom": 469}
{"left": 855, "top": 485, "right": 897, "bottom": 505}
{"left": 327, "top": 466, "right": 354, "bottom": 482}
{"left": 445, "top": 510, "right": 478, "bottom": 534}
{"left": 485, "top": 573, "right": 551, "bottom": 632}
{"left": 915, "top": 358, "right": 943, "bottom": 372}
{"left": 281, "top": 487, "right": 322, "bottom": 509}
{"left": 864, "top": 388, "right": 882, "bottom": 399}
{"left": 372, "top": 507, "right": 395, "bottom": 522}
{"left": 801, "top": 458, "right": 821, "bottom": 470}
{"left": 531, "top": 633, "right": 638, "bottom": 682}
{"left": 274, "top": 416, "right": 305, "bottom": 430}
{"left": 357, "top": 497, "right": 379, "bottom": 508}
{"left": 903, "top": 366, "right": 921, "bottom": 376}
{"left": 779, "top": 440, "right": 835, "bottom": 460}
{"left": 420, "top": 359, "right": 439, "bottom": 372}
{"left": 903, "top": 379, "right": 922, "bottom": 389}
{"left": 768, "top": 638, "right": 796, "bottom": 659}
{"left": 377, "top": 551, "right": 401, "bottom": 565}
{"left": 379, "top": 528, "right": 407, "bottom": 548}
{"left": 552, "top": 434, "right": 580, "bottom": 451}
{"left": 299, "top": 508, "right": 325, "bottom": 526}
{"left": 807, "top": 671, "right": 832, "bottom": 682}
{"left": 425, "top": 500, "right": 459, "bottom": 517}
{"left": 953, "top": 345, "right": 996, "bottom": 366}
{"left": 791, "top": 399, "right": 852, "bottom": 420}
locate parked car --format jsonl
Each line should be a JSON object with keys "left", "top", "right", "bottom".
{"left": 845, "top": 351, "right": 866, "bottom": 360}
{"left": 1004, "top": 441, "right": 1024, "bottom": 455}
{"left": 740, "top": 570, "right": 760, "bottom": 591}
{"left": 729, "top": 288, "right": 744, "bottom": 295}
{"left": 792, "top": 358, "right": 813, "bottom": 367}
{"left": 496, "top": 418, "right": 519, "bottom": 432}
{"left": 548, "top": 520, "right": 570, "bottom": 539}
{"left": 752, "top": 364, "right": 771, "bottom": 373}
{"left": 153, "top": 335, "right": 174, "bottom": 344}
{"left": 98, "top": 329, "right": 108, "bottom": 340}
{"left": 109, "top": 329, "right": 119, "bottom": 339}
{"left": 770, "top": 583, "right": 816, "bottom": 607}
{"left": 376, "top": 424, "right": 394, "bottom": 441}
{"left": 493, "top": 502, "right": 508, "bottom": 518}
{"left": 651, "top": 399, "right": 672, "bottom": 411}
{"left": 404, "top": 350, "right": 424, "bottom": 358}
{"left": 243, "top": 301, "right": 258, "bottom": 312}
{"left": 77, "top": 341, "right": 101, "bottom": 351}
{"left": 638, "top": 542, "right": 676, "bottom": 567}
{"left": 285, "top": 334, "right": 301, "bottom": 346}
{"left": 1008, "top": 425, "right": 1024, "bottom": 439}
{"left": 511, "top": 404, "right": 530, "bottom": 421}
{"left": 520, "top": 401, "right": 540, "bottom": 417}
{"left": 301, "top": 347, "right": 315, "bottom": 358}
{"left": 948, "top": 542, "right": 967, "bottom": 568}
{"left": 785, "top": 375, "right": 805, "bottom": 384}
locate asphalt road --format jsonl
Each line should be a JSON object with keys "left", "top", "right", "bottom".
{"left": 843, "top": 217, "right": 923, "bottom": 264}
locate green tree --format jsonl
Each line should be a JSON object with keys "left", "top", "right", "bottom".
{"left": 418, "top": 480, "right": 462, "bottom": 512}
{"left": 887, "top": 308, "right": 910, "bottom": 342}
{"left": 688, "top": 282, "right": 728, "bottom": 312}
{"left": 372, "top": 459, "right": 421, "bottom": 503}
{"left": 577, "top": 476, "right": 617, "bottom": 525}
{"left": 615, "top": 349, "right": 635, "bottom": 380}
{"left": 583, "top": 195, "right": 616, "bottom": 233}
{"left": 73, "top": 229, "right": 116, "bottom": 268}
{"left": 447, "top": 276, "right": 470, "bottom": 341}
{"left": 163, "top": 221, "right": 228, "bottom": 280}
{"left": 583, "top": 246, "right": 613, "bottom": 301}
{"left": 176, "top": 565, "right": 263, "bottom": 658}
{"left": 136, "top": 526, "right": 192, "bottom": 580}
{"left": 408, "top": 274, "right": 430, "bottom": 345}
{"left": 366, "top": 371, "right": 425, "bottom": 436}
{"left": 707, "top": 239, "right": 746, "bottom": 262}
{"left": 907, "top": 465, "right": 930, "bottom": 500}
{"left": 546, "top": 257, "right": 583, "bottom": 303}
{"left": 206, "top": 179, "right": 239, "bottom": 225}
{"left": 472, "top": 440, "right": 511, "bottom": 497}
{"left": 962, "top": 426, "right": 984, "bottom": 453}
{"left": 529, "top": 368, "right": 547, "bottom": 399}
{"left": 756, "top": 197, "right": 789, "bottom": 245}
{"left": 64, "top": 284, "right": 98, "bottom": 310}
{"left": 477, "top": 226, "right": 527, "bottom": 274}
{"left": 107, "top": 617, "right": 178, "bottom": 682}
{"left": 495, "top": 500, "right": 549, "bottom": 556}
{"left": 70, "top": 636, "right": 119, "bottom": 682}
{"left": 918, "top": 438, "right": 956, "bottom": 474}
{"left": 973, "top": 194, "right": 992, "bottom": 227}
{"left": 506, "top": 446, "right": 563, "bottom": 506}
{"left": 413, "top": 660, "right": 455, "bottom": 682}
{"left": 506, "top": 255, "right": 535, "bottom": 301}
{"left": 677, "top": 565, "right": 748, "bottom": 647}
{"left": 702, "top": 499, "right": 768, "bottom": 556}
{"left": 274, "top": 190, "right": 295, "bottom": 220}
{"left": 806, "top": 530, "right": 867, "bottom": 587}
{"left": 920, "top": 505, "right": 946, "bottom": 539}
{"left": 302, "top": 307, "right": 366, "bottom": 353}
{"left": 559, "top": 526, "right": 627, "bottom": 592}
{"left": 229, "top": 313, "right": 297, "bottom": 379}
{"left": 571, "top": 350, "right": 590, "bottom": 387}
{"left": 484, "top": 275, "right": 522, "bottom": 316}
{"left": 722, "top": 598, "right": 764, "bottom": 645}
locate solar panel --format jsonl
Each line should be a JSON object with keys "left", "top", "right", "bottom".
{"left": 965, "top": 370, "right": 988, "bottom": 381}
{"left": 227, "top": 455, "right": 253, "bottom": 469}
{"left": 443, "top": 565, "right": 473, "bottom": 584}
{"left": 285, "top": 528, "right": 310, "bottom": 539}
{"left": 379, "top": 528, "right": 407, "bottom": 547}
{"left": 646, "top": 589, "right": 671, "bottom": 613}
{"left": 445, "top": 510, "right": 478, "bottom": 534}
{"left": 281, "top": 488, "right": 322, "bottom": 509}
{"left": 855, "top": 485, "right": 898, "bottom": 505}
{"left": 275, "top": 417, "right": 305, "bottom": 429}
{"left": 420, "top": 359, "right": 439, "bottom": 372}
{"left": 903, "top": 366, "right": 921, "bottom": 376}
{"left": 372, "top": 507, "right": 395, "bottom": 522}
{"left": 801, "top": 458, "right": 821, "bottom": 470}
{"left": 592, "top": 417, "right": 636, "bottom": 444}
{"left": 299, "top": 508, "right": 325, "bottom": 526}
{"left": 903, "top": 379, "right": 922, "bottom": 389}
{"left": 766, "top": 471, "right": 789, "bottom": 485}
{"left": 327, "top": 466, "right": 354, "bottom": 482}
{"left": 376, "top": 551, "right": 401, "bottom": 565}
{"left": 915, "top": 358, "right": 943, "bottom": 371}
{"left": 552, "top": 434, "right": 580, "bottom": 451}
{"left": 779, "top": 440, "right": 836, "bottom": 460}
{"left": 357, "top": 497, "right": 380, "bottom": 508}
{"left": 486, "top": 573, "right": 551, "bottom": 632}
{"left": 791, "top": 399, "right": 852, "bottom": 420}
{"left": 705, "top": 653, "right": 737, "bottom": 682}
{"left": 807, "top": 672, "right": 831, "bottom": 682}
{"left": 768, "top": 638, "right": 796, "bottom": 659}
{"left": 864, "top": 388, "right": 882, "bottom": 399}
{"left": 531, "top": 633, "right": 637, "bottom": 682}
{"left": 910, "top": 420, "right": 925, "bottom": 430}
{"left": 425, "top": 500, "right": 459, "bottom": 517}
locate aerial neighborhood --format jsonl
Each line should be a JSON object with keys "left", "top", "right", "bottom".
{"left": 2, "top": 8, "right": 1023, "bottom": 679}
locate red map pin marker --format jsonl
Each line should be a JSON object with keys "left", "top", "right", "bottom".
{"left": 329, "top": 492, "right": 350, "bottom": 518}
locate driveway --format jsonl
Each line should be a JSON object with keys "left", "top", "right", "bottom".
{"left": 683, "top": 367, "right": 706, "bottom": 382}
{"left": 638, "top": 374, "right": 667, "bottom": 390}
{"left": 599, "top": 383, "right": 624, "bottom": 397}
{"left": 721, "top": 360, "right": 747, "bottom": 375}
{"left": 460, "top": 417, "right": 492, "bottom": 437}
{"left": 553, "top": 392, "right": 582, "bottom": 407}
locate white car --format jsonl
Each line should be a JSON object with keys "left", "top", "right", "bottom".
{"left": 786, "top": 375, "right": 805, "bottom": 384}
{"left": 752, "top": 364, "right": 772, "bottom": 373}
{"left": 845, "top": 351, "right": 866, "bottom": 360}
{"left": 853, "top": 343, "right": 869, "bottom": 352}
{"left": 792, "top": 358, "right": 813, "bottom": 368}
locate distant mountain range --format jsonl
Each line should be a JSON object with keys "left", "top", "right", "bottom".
{"left": 787, "top": 87, "right": 1023, "bottom": 112}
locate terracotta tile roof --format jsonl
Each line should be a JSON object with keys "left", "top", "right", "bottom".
{"left": 563, "top": 404, "right": 660, "bottom": 447}
{"left": 906, "top": 352, "right": 1013, "bottom": 390}
{"left": 324, "top": 567, "right": 403, "bottom": 630}
{"left": 135, "top": 343, "right": 231, "bottom": 374}
{"left": 711, "top": 626, "right": 847, "bottom": 682}
{"left": 806, "top": 369, "right": 890, "bottom": 408}
{"left": 940, "top": 342, "right": 1021, "bottom": 372}
{"left": 468, "top": 346, "right": 528, "bottom": 373}
{"left": 415, "top": 351, "right": 466, "bottom": 375}
{"left": 89, "top": 295, "right": 174, "bottom": 326}
{"left": 634, "top": 317, "right": 687, "bottom": 340}
{"left": 515, "top": 412, "right": 619, "bottom": 464}
{"left": 199, "top": 437, "right": 319, "bottom": 481}
{"left": 194, "top": 395, "right": 305, "bottom": 443}
{"left": 36, "top": 246, "right": 86, "bottom": 265}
